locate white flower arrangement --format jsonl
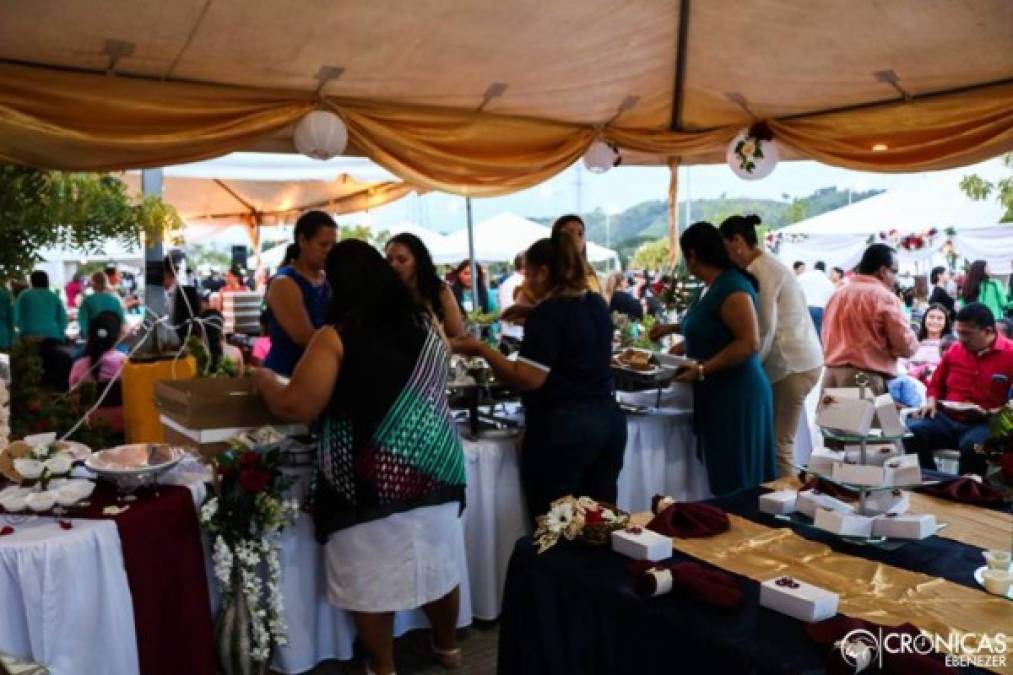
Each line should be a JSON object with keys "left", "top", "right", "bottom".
{"left": 533, "top": 495, "right": 629, "bottom": 553}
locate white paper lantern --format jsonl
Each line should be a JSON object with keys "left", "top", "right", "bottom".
{"left": 726, "top": 128, "right": 779, "bottom": 180}
{"left": 293, "top": 110, "right": 348, "bottom": 160}
{"left": 582, "top": 140, "right": 620, "bottom": 174}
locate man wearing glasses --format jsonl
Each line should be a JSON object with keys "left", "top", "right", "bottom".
{"left": 904, "top": 303, "right": 1013, "bottom": 475}
{"left": 820, "top": 244, "right": 919, "bottom": 395}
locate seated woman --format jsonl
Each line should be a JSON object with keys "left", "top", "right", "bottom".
{"left": 905, "top": 303, "right": 952, "bottom": 383}
{"left": 69, "top": 310, "right": 126, "bottom": 432}
{"left": 385, "top": 233, "right": 465, "bottom": 338}
{"left": 256, "top": 240, "right": 466, "bottom": 675}
{"left": 451, "top": 235, "right": 625, "bottom": 519}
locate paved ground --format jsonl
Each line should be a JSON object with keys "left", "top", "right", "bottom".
{"left": 301, "top": 621, "right": 500, "bottom": 675}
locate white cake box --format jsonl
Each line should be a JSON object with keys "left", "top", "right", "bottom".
{"left": 884, "top": 455, "right": 922, "bottom": 486}
{"left": 816, "top": 396, "right": 875, "bottom": 435}
{"left": 759, "top": 576, "right": 839, "bottom": 623}
{"left": 807, "top": 447, "right": 845, "bottom": 475}
{"left": 874, "top": 394, "right": 906, "bottom": 436}
{"left": 611, "top": 527, "right": 672, "bottom": 562}
{"left": 871, "top": 513, "right": 937, "bottom": 539}
{"left": 844, "top": 443, "right": 902, "bottom": 466}
{"left": 823, "top": 387, "right": 862, "bottom": 400}
{"left": 796, "top": 490, "right": 854, "bottom": 520}
{"left": 865, "top": 489, "right": 910, "bottom": 516}
{"left": 814, "top": 507, "right": 875, "bottom": 537}
{"left": 831, "top": 462, "right": 887, "bottom": 487}
{"left": 759, "top": 490, "right": 798, "bottom": 515}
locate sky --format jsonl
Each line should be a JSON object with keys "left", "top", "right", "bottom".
{"left": 360, "top": 156, "right": 1007, "bottom": 233}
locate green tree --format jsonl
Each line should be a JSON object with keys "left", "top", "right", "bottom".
{"left": 960, "top": 153, "right": 1013, "bottom": 221}
{"left": 0, "top": 166, "right": 182, "bottom": 279}
{"left": 632, "top": 237, "right": 670, "bottom": 270}
{"left": 340, "top": 224, "right": 392, "bottom": 250}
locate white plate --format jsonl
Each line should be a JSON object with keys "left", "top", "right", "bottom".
{"left": 85, "top": 444, "right": 184, "bottom": 477}
{"left": 939, "top": 401, "right": 985, "bottom": 413}
{"left": 974, "top": 566, "right": 1013, "bottom": 600}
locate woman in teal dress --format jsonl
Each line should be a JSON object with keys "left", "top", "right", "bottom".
{"left": 652, "top": 222, "right": 775, "bottom": 494}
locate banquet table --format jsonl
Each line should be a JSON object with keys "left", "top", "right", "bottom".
{"left": 459, "top": 404, "right": 709, "bottom": 620}
{"left": 498, "top": 483, "right": 1011, "bottom": 675}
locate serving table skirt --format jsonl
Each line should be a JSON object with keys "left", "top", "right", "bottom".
{"left": 460, "top": 406, "right": 708, "bottom": 621}
{"left": 498, "top": 486, "right": 1002, "bottom": 675}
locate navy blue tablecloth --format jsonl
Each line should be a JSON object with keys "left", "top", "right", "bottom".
{"left": 498, "top": 484, "right": 997, "bottom": 675}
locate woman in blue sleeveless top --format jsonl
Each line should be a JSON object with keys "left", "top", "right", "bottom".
{"left": 264, "top": 211, "right": 337, "bottom": 376}
{"left": 654, "top": 222, "right": 775, "bottom": 495}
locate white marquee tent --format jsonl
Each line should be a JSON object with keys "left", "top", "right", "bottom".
{"left": 438, "top": 212, "right": 620, "bottom": 268}
{"left": 776, "top": 178, "right": 1012, "bottom": 273}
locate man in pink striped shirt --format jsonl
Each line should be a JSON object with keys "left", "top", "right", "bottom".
{"left": 821, "top": 244, "right": 919, "bottom": 394}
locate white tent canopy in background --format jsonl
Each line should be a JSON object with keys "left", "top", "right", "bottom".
{"left": 776, "top": 178, "right": 1012, "bottom": 273}
{"left": 437, "top": 213, "right": 620, "bottom": 268}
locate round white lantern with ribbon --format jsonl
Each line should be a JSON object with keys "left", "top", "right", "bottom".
{"left": 726, "top": 123, "right": 779, "bottom": 180}
{"left": 582, "top": 140, "right": 621, "bottom": 174}
{"left": 293, "top": 110, "right": 348, "bottom": 160}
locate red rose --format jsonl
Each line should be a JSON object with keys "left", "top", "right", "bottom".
{"left": 585, "top": 509, "right": 604, "bottom": 524}
{"left": 239, "top": 452, "right": 261, "bottom": 468}
{"left": 33, "top": 419, "right": 48, "bottom": 432}
{"left": 1001, "top": 452, "right": 1013, "bottom": 484}
{"left": 0, "top": 526, "right": 13, "bottom": 536}
{"left": 239, "top": 468, "right": 271, "bottom": 494}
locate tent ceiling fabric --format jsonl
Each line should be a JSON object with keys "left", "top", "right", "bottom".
{"left": 0, "top": 0, "right": 1011, "bottom": 195}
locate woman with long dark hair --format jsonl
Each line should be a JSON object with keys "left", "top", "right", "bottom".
{"left": 960, "top": 259, "right": 1010, "bottom": 321}
{"left": 551, "top": 214, "right": 603, "bottom": 294}
{"left": 69, "top": 310, "right": 126, "bottom": 431}
{"left": 651, "top": 222, "right": 774, "bottom": 495}
{"left": 264, "top": 210, "right": 337, "bottom": 376}
{"left": 256, "top": 240, "right": 466, "bottom": 675}
{"left": 385, "top": 232, "right": 465, "bottom": 337}
{"left": 451, "top": 233, "right": 625, "bottom": 519}
{"left": 449, "top": 259, "right": 495, "bottom": 314}
{"left": 905, "top": 302, "right": 952, "bottom": 383}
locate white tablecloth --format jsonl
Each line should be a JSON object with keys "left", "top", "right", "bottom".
{"left": 263, "top": 468, "right": 473, "bottom": 674}
{"left": 458, "top": 407, "right": 707, "bottom": 620}
{"left": 0, "top": 516, "right": 139, "bottom": 675}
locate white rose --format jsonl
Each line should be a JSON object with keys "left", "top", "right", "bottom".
{"left": 44, "top": 455, "right": 73, "bottom": 476}
{"left": 740, "top": 141, "right": 757, "bottom": 158}
{"left": 31, "top": 444, "right": 51, "bottom": 459}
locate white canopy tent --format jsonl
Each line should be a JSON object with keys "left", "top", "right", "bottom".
{"left": 775, "top": 178, "right": 1012, "bottom": 273}
{"left": 437, "top": 212, "right": 620, "bottom": 268}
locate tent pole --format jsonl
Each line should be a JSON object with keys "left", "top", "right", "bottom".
{"left": 667, "top": 158, "right": 680, "bottom": 267}
{"left": 142, "top": 168, "right": 166, "bottom": 316}
{"left": 465, "top": 197, "right": 481, "bottom": 335}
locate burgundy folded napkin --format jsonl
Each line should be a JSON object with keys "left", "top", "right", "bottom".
{"left": 647, "top": 500, "right": 730, "bottom": 538}
{"left": 916, "top": 476, "right": 1004, "bottom": 507}
{"left": 806, "top": 616, "right": 955, "bottom": 675}
{"left": 628, "top": 560, "right": 742, "bottom": 607}
{"left": 801, "top": 477, "right": 858, "bottom": 501}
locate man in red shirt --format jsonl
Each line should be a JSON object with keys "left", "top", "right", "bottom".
{"left": 904, "top": 303, "right": 1013, "bottom": 475}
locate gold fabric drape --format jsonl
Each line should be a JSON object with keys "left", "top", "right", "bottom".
{"left": 1, "top": 62, "right": 1012, "bottom": 196}
{"left": 631, "top": 511, "right": 1012, "bottom": 671}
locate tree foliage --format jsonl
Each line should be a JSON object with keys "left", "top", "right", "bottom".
{"left": 0, "top": 166, "right": 183, "bottom": 280}
{"left": 632, "top": 237, "right": 671, "bottom": 270}
{"left": 959, "top": 153, "right": 1013, "bottom": 221}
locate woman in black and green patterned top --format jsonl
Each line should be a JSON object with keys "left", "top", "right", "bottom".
{"left": 257, "top": 240, "right": 467, "bottom": 675}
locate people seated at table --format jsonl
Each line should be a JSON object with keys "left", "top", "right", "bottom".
{"left": 820, "top": 244, "right": 919, "bottom": 395}
{"left": 451, "top": 234, "right": 625, "bottom": 519}
{"left": 77, "top": 270, "right": 125, "bottom": 340}
{"left": 960, "top": 259, "right": 1011, "bottom": 321}
{"left": 605, "top": 271, "right": 644, "bottom": 321}
{"left": 904, "top": 302, "right": 952, "bottom": 383}
{"left": 650, "top": 222, "right": 775, "bottom": 495}
{"left": 14, "top": 270, "right": 68, "bottom": 342}
{"left": 69, "top": 310, "right": 126, "bottom": 432}
{"left": 551, "top": 214, "right": 603, "bottom": 295}
{"left": 720, "top": 214, "right": 823, "bottom": 477}
{"left": 904, "top": 303, "right": 1013, "bottom": 476}
{"left": 264, "top": 210, "right": 336, "bottom": 376}
{"left": 928, "top": 265, "right": 956, "bottom": 317}
{"left": 450, "top": 259, "right": 497, "bottom": 315}
{"left": 385, "top": 232, "right": 465, "bottom": 338}
{"left": 796, "top": 260, "right": 837, "bottom": 337}
{"left": 257, "top": 240, "right": 466, "bottom": 675}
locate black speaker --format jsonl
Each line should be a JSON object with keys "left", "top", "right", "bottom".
{"left": 232, "top": 246, "right": 248, "bottom": 271}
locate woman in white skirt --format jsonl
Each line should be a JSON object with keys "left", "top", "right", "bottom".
{"left": 257, "top": 240, "right": 467, "bottom": 675}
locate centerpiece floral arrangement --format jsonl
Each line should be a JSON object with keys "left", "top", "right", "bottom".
{"left": 612, "top": 312, "right": 660, "bottom": 351}
{"left": 979, "top": 402, "right": 1013, "bottom": 489}
{"left": 533, "top": 495, "right": 630, "bottom": 553}
{"left": 200, "top": 427, "right": 300, "bottom": 668}
{"left": 731, "top": 122, "right": 775, "bottom": 175}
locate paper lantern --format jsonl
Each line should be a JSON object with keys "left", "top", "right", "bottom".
{"left": 293, "top": 110, "right": 348, "bottom": 160}
{"left": 726, "top": 127, "right": 779, "bottom": 180}
{"left": 583, "top": 140, "right": 621, "bottom": 174}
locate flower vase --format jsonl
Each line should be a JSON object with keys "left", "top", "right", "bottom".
{"left": 215, "top": 573, "right": 271, "bottom": 675}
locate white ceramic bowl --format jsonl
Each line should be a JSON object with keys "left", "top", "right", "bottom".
{"left": 24, "top": 491, "right": 56, "bottom": 513}
{"left": 982, "top": 569, "right": 1013, "bottom": 596}
{"left": 983, "top": 550, "right": 1012, "bottom": 572}
{"left": 13, "top": 458, "right": 44, "bottom": 480}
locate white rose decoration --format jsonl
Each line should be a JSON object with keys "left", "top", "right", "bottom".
{"left": 14, "top": 458, "right": 44, "bottom": 479}
{"left": 740, "top": 141, "right": 757, "bottom": 158}
{"left": 31, "top": 444, "right": 51, "bottom": 459}
{"left": 44, "top": 455, "right": 73, "bottom": 476}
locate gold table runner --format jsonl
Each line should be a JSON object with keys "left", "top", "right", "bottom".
{"left": 630, "top": 510, "right": 1012, "bottom": 673}
{"left": 765, "top": 477, "right": 1013, "bottom": 552}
